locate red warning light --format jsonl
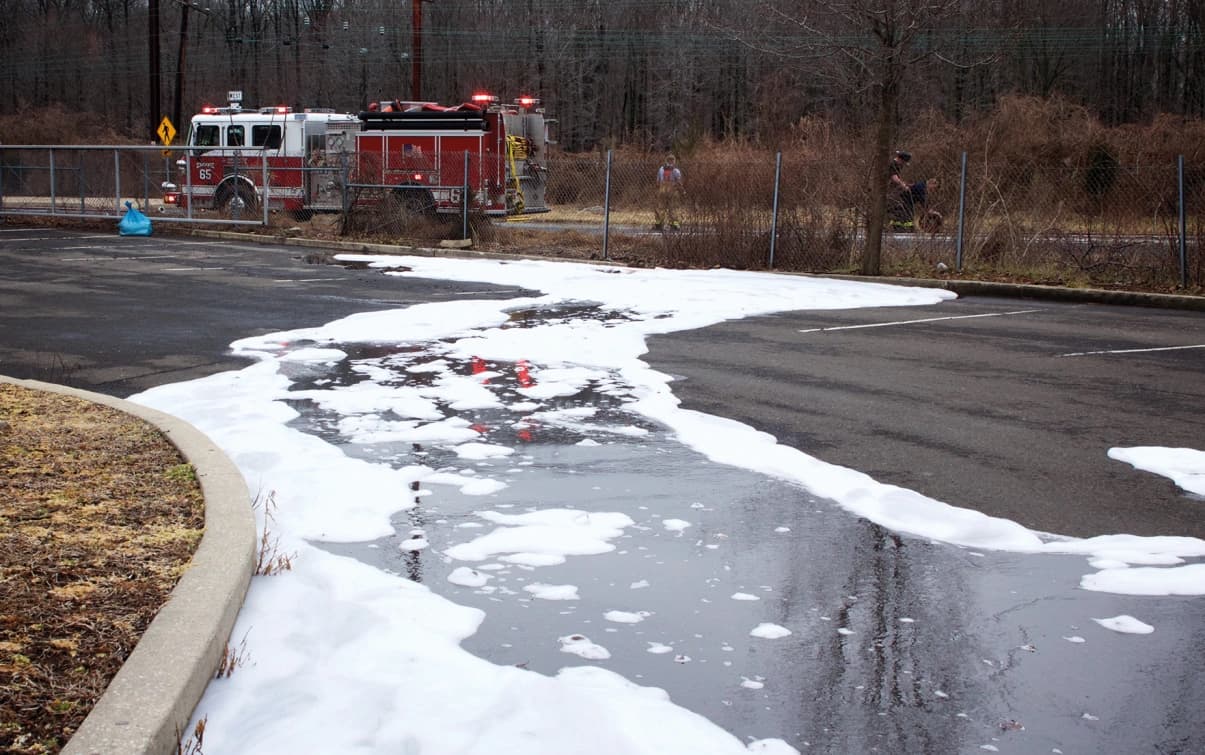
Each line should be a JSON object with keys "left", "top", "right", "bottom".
{"left": 516, "top": 360, "right": 534, "bottom": 388}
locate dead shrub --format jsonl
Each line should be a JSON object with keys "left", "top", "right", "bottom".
{"left": 252, "top": 492, "right": 296, "bottom": 577}
{"left": 341, "top": 190, "right": 457, "bottom": 243}
{"left": 0, "top": 104, "right": 137, "bottom": 145}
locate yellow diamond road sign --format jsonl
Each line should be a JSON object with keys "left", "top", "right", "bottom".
{"left": 157, "top": 116, "right": 177, "bottom": 146}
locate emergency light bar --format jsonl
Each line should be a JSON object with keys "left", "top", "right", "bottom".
{"left": 471, "top": 92, "right": 499, "bottom": 105}
{"left": 515, "top": 96, "right": 539, "bottom": 108}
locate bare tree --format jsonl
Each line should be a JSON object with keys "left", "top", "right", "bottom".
{"left": 2, "top": 0, "right": 1203, "bottom": 164}
{"left": 740, "top": 0, "right": 964, "bottom": 274}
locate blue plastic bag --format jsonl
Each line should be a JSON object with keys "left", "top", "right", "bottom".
{"left": 118, "top": 200, "right": 152, "bottom": 236}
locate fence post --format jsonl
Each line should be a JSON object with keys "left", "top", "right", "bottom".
{"left": 114, "top": 149, "right": 122, "bottom": 215}
{"left": 768, "top": 151, "right": 783, "bottom": 268}
{"left": 49, "top": 148, "right": 57, "bottom": 216}
{"left": 339, "top": 151, "right": 351, "bottom": 234}
{"left": 261, "top": 151, "right": 269, "bottom": 225}
{"left": 956, "top": 151, "right": 968, "bottom": 272}
{"left": 79, "top": 156, "right": 85, "bottom": 214}
{"left": 163, "top": 153, "right": 172, "bottom": 210}
{"left": 602, "top": 150, "right": 613, "bottom": 261}
{"left": 231, "top": 150, "right": 241, "bottom": 220}
{"left": 142, "top": 150, "right": 150, "bottom": 209}
{"left": 1178, "top": 155, "right": 1188, "bottom": 288}
{"left": 185, "top": 149, "right": 193, "bottom": 221}
{"left": 463, "top": 150, "right": 470, "bottom": 240}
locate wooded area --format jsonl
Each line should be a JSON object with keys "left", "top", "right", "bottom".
{"left": 1, "top": 0, "right": 1202, "bottom": 151}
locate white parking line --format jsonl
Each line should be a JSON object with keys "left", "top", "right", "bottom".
{"left": 798, "top": 309, "right": 1042, "bottom": 333}
{"left": 1058, "top": 344, "right": 1205, "bottom": 357}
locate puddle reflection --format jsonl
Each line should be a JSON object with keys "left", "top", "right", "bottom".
{"left": 289, "top": 324, "right": 1202, "bottom": 754}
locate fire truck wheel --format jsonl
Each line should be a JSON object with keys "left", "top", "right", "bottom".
{"left": 218, "top": 186, "right": 257, "bottom": 220}
{"left": 392, "top": 188, "right": 434, "bottom": 219}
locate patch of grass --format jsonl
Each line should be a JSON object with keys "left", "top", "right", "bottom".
{"left": 0, "top": 384, "right": 205, "bottom": 754}
{"left": 166, "top": 463, "right": 197, "bottom": 484}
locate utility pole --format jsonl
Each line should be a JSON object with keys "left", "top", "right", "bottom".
{"left": 411, "top": 0, "right": 434, "bottom": 100}
{"left": 173, "top": 1, "right": 190, "bottom": 130}
{"left": 149, "top": 0, "right": 161, "bottom": 137}
{"left": 170, "top": 1, "right": 214, "bottom": 134}
{"left": 411, "top": 0, "right": 423, "bottom": 100}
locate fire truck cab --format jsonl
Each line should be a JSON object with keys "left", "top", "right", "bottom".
{"left": 162, "top": 91, "right": 358, "bottom": 217}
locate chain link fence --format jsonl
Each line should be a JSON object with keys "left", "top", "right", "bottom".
{"left": 3, "top": 144, "right": 1200, "bottom": 290}
{"left": 491, "top": 149, "right": 1202, "bottom": 290}
{"left": 0, "top": 146, "right": 178, "bottom": 220}
{"left": 952, "top": 154, "right": 1200, "bottom": 290}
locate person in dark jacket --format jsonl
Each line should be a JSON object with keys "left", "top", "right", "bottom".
{"left": 887, "top": 150, "right": 913, "bottom": 228}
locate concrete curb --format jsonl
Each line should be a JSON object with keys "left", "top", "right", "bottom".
{"left": 0, "top": 377, "right": 257, "bottom": 755}
{"left": 180, "top": 227, "right": 1205, "bottom": 312}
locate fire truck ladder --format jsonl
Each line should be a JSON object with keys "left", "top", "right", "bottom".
{"left": 505, "top": 135, "right": 527, "bottom": 213}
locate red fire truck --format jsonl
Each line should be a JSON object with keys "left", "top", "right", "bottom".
{"left": 161, "top": 90, "right": 551, "bottom": 219}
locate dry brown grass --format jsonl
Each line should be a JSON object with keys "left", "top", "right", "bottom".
{"left": 0, "top": 384, "right": 204, "bottom": 754}
{"left": 0, "top": 106, "right": 137, "bottom": 146}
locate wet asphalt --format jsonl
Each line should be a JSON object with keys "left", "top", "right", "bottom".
{"left": 2, "top": 226, "right": 1204, "bottom": 753}
{"left": 2, "top": 227, "right": 1200, "bottom": 539}
{"left": 0, "top": 227, "right": 533, "bottom": 394}
{"left": 643, "top": 298, "right": 1205, "bottom": 540}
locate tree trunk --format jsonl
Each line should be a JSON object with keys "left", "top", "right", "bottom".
{"left": 862, "top": 60, "right": 900, "bottom": 276}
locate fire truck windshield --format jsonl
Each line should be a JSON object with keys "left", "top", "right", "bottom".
{"left": 193, "top": 125, "right": 219, "bottom": 149}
